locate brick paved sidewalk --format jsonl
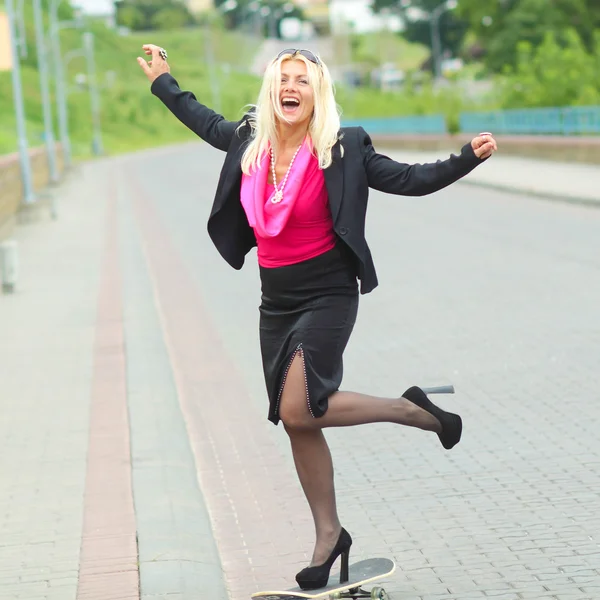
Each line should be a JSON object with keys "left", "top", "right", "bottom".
{"left": 0, "top": 161, "right": 139, "bottom": 600}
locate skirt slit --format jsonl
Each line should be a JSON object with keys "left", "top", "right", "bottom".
{"left": 273, "top": 343, "right": 314, "bottom": 420}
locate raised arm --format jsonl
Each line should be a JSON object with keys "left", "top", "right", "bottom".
{"left": 137, "top": 44, "right": 240, "bottom": 152}
{"left": 358, "top": 126, "right": 496, "bottom": 196}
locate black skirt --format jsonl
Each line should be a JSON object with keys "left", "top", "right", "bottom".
{"left": 258, "top": 241, "right": 359, "bottom": 425}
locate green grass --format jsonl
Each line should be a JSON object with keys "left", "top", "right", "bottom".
{"left": 0, "top": 7, "right": 264, "bottom": 158}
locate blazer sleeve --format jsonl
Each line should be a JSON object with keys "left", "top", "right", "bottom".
{"left": 358, "top": 126, "right": 485, "bottom": 196}
{"left": 150, "top": 72, "right": 242, "bottom": 152}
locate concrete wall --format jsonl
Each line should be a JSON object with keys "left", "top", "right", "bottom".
{"left": 0, "top": 144, "right": 64, "bottom": 242}
{"left": 0, "top": 133, "right": 595, "bottom": 245}
{"left": 369, "top": 134, "right": 600, "bottom": 166}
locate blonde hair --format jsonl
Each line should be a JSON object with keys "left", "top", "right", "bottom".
{"left": 239, "top": 52, "right": 342, "bottom": 175}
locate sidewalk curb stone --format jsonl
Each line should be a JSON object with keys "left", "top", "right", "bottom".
{"left": 117, "top": 170, "right": 229, "bottom": 600}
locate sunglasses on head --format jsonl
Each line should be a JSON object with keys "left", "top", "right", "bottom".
{"left": 276, "top": 48, "right": 321, "bottom": 65}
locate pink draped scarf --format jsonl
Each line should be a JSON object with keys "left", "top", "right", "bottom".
{"left": 240, "top": 138, "right": 322, "bottom": 239}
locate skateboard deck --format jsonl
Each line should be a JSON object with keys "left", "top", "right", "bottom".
{"left": 251, "top": 558, "right": 395, "bottom": 600}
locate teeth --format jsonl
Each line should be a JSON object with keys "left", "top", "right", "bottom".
{"left": 282, "top": 97, "right": 300, "bottom": 105}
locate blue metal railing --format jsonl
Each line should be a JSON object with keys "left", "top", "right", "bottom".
{"left": 561, "top": 106, "right": 600, "bottom": 135}
{"left": 342, "top": 106, "right": 600, "bottom": 136}
{"left": 342, "top": 114, "right": 447, "bottom": 135}
{"left": 459, "top": 106, "right": 600, "bottom": 135}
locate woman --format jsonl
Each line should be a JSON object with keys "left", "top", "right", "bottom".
{"left": 137, "top": 44, "right": 497, "bottom": 590}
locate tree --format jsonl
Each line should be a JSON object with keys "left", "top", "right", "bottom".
{"left": 118, "top": 4, "right": 145, "bottom": 29}
{"left": 456, "top": 0, "right": 600, "bottom": 72}
{"left": 374, "top": 0, "right": 600, "bottom": 74}
{"left": 114, "top": 0, "right": 196, "bottom": 31}
{"left": 497, "top": 28, "right": 600, "bottom": 108}
{"left": 371, "top": 0, "right": 469, "bottom": 67}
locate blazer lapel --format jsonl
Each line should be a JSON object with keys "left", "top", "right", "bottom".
{"left": 324, "top": 140, "right": 344, "bottom": 225}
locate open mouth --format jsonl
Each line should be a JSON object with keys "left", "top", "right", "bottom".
{"left": 281, "top": 97, "right": 300, "bottom": 114}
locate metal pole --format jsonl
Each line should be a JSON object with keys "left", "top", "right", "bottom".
{"left": 203, "top": 24, "right": 222, "bottom": 113}
{"left": 0, "top": 240, "right": 19, "bottom": 294}
{"left": 49, "top": 0, "right": 72, "bottom": 168}
{"left": 5, "top": 0, "right": 36, "bottom": 204}
{"left": 430, "top": 10, "right": 442, "bottom": 81}
{"left": 254, "top": 8, "right": 262, "bottom": 39}
{"left": 33, "top": 0, "right": 59, "bottom": 183}
{"left": 269, "top": 2, "right": 277, "bottom": 38}
{"left": 16, "top": 0, "right": 27, "bottom": 59}
{"left": 82, "top": 32, "right": 103, "bottom": 156}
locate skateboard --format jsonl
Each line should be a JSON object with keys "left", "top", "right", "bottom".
{"left": 251, "top": 558, "right": 396, "bottom": 600}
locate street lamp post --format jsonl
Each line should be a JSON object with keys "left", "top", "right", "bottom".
{"left": 33, "top": 0, "right": 59, "bottom": 183}
{"left": 429, "top": 0, "right": 457, "bottom": 81}
{"left": 203, "top": 0, "right": 238, "bottom": 114}
{"left": 15, "top": 0, "right": 27, "bottom": 58}
{"left": 244, "top": 1, "right": 263, "bottom": 39}
{"left": 204, "top": 21, "right": 222, "bottom": 114}
{"left": 63, "top": 34, "right": 104, "bottom": 157}
{"left": 49, "top": 0, "right": 83, "bottom": 169}
{"left": 5, "top": 0, "right": 35, "bottom": 204}
{"left": 83, "top": 32, "right": 103, "bottom": 156}
{"left": 268, "top": 1, "right": 278, "bottom": 39}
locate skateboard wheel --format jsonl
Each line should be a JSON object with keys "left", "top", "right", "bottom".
{"left": 370, "top": 587, "right": 388, "bottom": 600}
{"left": 331, "top": 593, "right": 342, "bottom": 600}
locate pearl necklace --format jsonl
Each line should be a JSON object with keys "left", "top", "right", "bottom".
{"left": 270, "top": 143, "right": 302, "bottom": 204}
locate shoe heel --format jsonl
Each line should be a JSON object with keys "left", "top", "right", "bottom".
{"left": 295, "top": 528, "right": 353, "bottom": 591}
{"left": 421, "top": 384, "right": 455, "bottom": 395}
{"left": 339, "top": 550, "right": 349, "bottom": 584}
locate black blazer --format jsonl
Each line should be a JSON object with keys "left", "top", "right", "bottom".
{"left": 151, "top": 73, "right": 485, "bottom": 294}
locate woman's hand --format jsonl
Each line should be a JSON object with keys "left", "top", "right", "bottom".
{"left": 471, "top": 132, "right": 498, "bottom": 160}
{"left": 137, "top": 44, "right": 170, "bottom": 84}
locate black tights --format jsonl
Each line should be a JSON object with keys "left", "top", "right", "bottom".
{"left": 279, "top": 351, "right": 441, "bottom": 566}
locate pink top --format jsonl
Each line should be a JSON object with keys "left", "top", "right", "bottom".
{"left": 240, "top": 139, "right": 336, "bottom": 268}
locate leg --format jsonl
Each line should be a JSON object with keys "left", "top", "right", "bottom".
{"left": 278, "top": 352, "right": 442, "bottom": 570}
{"left": 279, "top": 352, "right": 442, "bottom": 432}
{"left": 312, "top": 389, "right": 443, "bottom": 430}
{"left": 285, "top": 424, "right": 342, "bottom": 566}
{"left": 278, "top": 351, "right": 343, "bottom": 566}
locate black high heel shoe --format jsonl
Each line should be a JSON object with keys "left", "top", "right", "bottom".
{"left": 403, "top": 386, "right": 462, "bottom": 450}
{"left": 295, "top": 528, "right": 352, "bottom": 590}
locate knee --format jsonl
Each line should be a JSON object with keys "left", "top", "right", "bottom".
{"left": 278, "top": 353, "right": 313, "bottom": 430}
{"left": 279, "top": 396, "right": 312, "bottom": 430}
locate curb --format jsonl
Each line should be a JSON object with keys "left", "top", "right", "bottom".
{"left": 457, "top": 177, "right": 600, "bottom": 210}
{"left": 118, "top": 179, "right": 229, "bottom": 600}
{"left": 377, "top": 146, "right": 600, "bottom": 210}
